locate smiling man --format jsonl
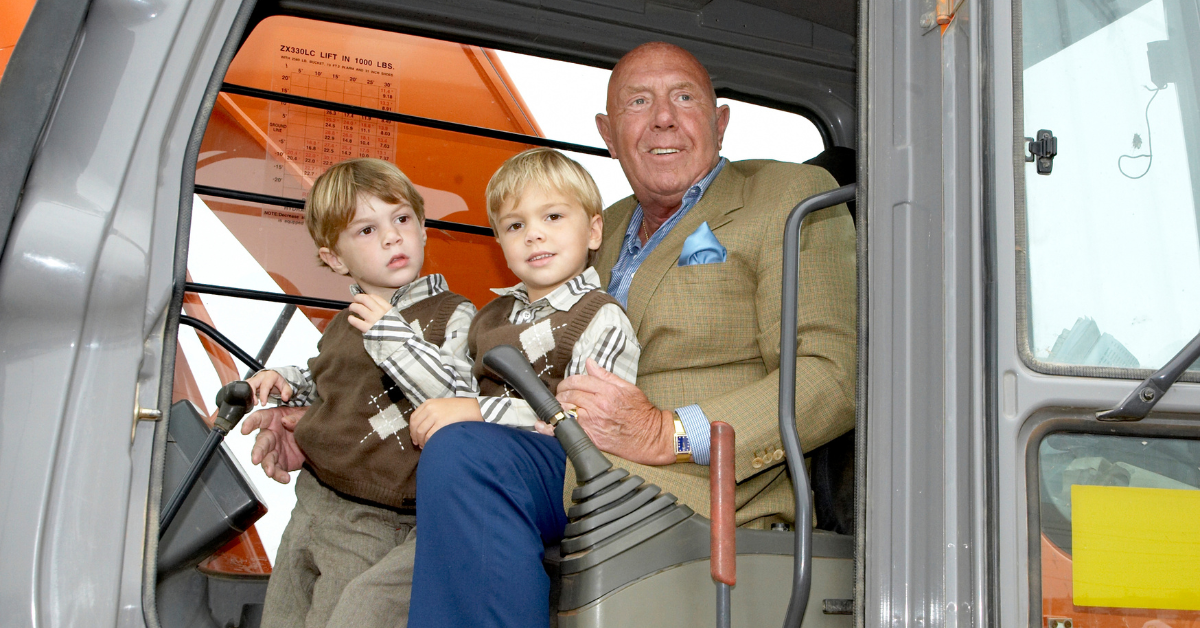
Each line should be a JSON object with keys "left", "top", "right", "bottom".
{"left": 406, "top": 42, "right": 856, "bottom": 628}
{"left": 559, "top": 41, "right": 857, "bottom": 516}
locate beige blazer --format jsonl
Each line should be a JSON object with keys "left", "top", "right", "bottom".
{"left": 568, "top": 159, "right": 856, "bottom": 527}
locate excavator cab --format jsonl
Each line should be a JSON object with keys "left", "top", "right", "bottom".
{"left": 6, "top": 0, "right": 1200, "bottom": 626}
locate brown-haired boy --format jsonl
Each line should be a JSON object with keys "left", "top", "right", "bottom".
{"left": 242, "top": 158, "right": 475, "bottom": 628}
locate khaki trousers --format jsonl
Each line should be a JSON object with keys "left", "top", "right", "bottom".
{"left": 261, "top": 470, "right": 416, "bottom": 628}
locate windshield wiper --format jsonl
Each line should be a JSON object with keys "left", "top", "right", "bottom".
{"left": 1097, "top": 329, "right": 1200, "bottom": 421}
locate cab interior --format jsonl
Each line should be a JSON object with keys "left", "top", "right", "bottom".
{"left": 151, "top": 0, "right": 1200, "bottom": 626}
{"left": 156, "top": 1, "right": 858, "bottom": 625}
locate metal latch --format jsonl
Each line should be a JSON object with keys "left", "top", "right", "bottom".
{"left": 1026, "top": 129, "right": 1058, "bottom": 175}
{"left": 136, "top": 407, "right": 163, "bottom": 421}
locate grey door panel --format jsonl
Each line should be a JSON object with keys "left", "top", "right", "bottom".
{"left": 0, "top": 0, "right": 251, "bottom": 626}
{"left": 0, "top": 0, "right": 91, "bottom": 254}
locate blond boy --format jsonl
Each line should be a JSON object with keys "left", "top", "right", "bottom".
{"left": 241, "top": 159, "right": 475, "bottom": 628}
{"left": 407, "top": 147, "right": 639, "bottom": 445}
{"left": 406, "top": 147, "right": 639, "bottom": 626}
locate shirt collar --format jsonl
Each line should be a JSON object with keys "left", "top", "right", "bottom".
{"left": 622, "top": 157, "right": 728, "bottom": 242}
{"left": 491, "top": 266, "right": 602, "bottom": 312}
{"left": 350, "top": 274, "right": 447, "bottom": 309}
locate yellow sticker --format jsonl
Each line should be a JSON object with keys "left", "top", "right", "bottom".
{"left": 1072, "top": 485, "right": 1200, "bottom": 610}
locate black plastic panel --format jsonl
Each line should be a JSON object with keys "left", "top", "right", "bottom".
{"left": 158, "top": 400, "right": 267, "bottom": 574}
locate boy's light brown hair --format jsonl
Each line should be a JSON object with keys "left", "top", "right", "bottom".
{"left": 485, "top": 148, "right": 603, "bottom": 230}
{"left": 305, "top": 158, "right": 425, "bottom": 266}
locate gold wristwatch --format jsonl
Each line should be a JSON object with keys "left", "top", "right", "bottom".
{"left": 673, "top": 414, "right": 692, "bottom": 463}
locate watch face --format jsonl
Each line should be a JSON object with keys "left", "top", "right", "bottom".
{"left": 675, "top": 434, "right": 691, "bottom": 454}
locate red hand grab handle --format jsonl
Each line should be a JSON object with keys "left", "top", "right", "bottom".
{"left": 710, "top": 421, "right": 736, "bottom": 587}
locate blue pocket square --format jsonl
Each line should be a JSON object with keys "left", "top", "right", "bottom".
{"left": 678, "top": 221, "right": 727, "bottom": 266}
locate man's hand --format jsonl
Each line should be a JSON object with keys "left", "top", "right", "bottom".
{"left": 347, "top": 293, "right": 393, "bottom": 332}
{"left": 240, "top": 406, "right": 306, "bottom": 484}
{"left": 556, "top": 359, "right": 676, "bottom": 465}
{"left": 246, "top": 369, "right": 294, "bottom": 405}
{"left": 410, "top": 398, "right": 483, "bottom": 448}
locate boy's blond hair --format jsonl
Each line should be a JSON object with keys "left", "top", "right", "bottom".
{"left": 305, "top": 159, "right": 425, "bottom": 265}
{"left": 485, "top": 148, "right": 603, "bottom": 230}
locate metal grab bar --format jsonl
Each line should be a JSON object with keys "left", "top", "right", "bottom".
{"left": 193, "top": 184, "right": 496, "bottom": 238}
{"left": 220, "top": 82, "right": 611, "bottom": 158}
{"left": 779, "top": 182, "right": 856, "bottom": 627}
{"left": 179, "top": 315, "right": 265, "bottom": 374}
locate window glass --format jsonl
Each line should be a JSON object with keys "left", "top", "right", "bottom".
{"left": 493, "top": 50, "right": 826, "bottom": 207}
{"left": 1021, "top": 0, "right": 1200, "bottom": 371}
{"left": 1036, "top": 433, "right": 1200, "bottom": 621}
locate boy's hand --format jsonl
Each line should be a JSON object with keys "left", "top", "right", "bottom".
{"left": 246, "top": 369, "right": 294, "bottom": 405}
{"left": 532, "top": 401, "right": 574, "bottom": 437}
{"left": 347, "top": 293, "right": 393, "bottom": 332}
{"left": 409, "top": 398, "right": 483, "bottom": 448}
{"left": 240, "top": 406, "right": 307, "bottom": 484}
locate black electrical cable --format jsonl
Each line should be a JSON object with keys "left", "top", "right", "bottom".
{"left": 1118, "top": 85, "right": 1166, "bottom": 180}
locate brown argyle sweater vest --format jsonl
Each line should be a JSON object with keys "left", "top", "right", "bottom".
{"left": 468, "top": 289, "right": 619, "bottom": 399}
{"left": 294, "top": 290, "right": 468, "bottom": 510}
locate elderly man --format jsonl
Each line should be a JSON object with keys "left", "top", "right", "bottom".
{"left": 402, "top": 42, "right": 856, "bottom": 627}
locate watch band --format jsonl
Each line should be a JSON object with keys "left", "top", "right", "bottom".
{"left": 673, "top": 415, "right": 692, "bottom": 463}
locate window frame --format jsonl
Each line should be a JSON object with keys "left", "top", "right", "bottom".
{"left": 162, "top": 2, "right": 848, "bottom": 593}
{"left": 1023, "top": 411, "right": 1200, "bottom": 625}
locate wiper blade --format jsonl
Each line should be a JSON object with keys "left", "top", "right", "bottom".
{"left": 1097, "top": 329, "right": 1200, "bottom": 421}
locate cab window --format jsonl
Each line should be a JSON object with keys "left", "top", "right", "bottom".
{"left": 1035, "top": 432, "right": 1200, "bottom": 619}
{"left": 1018, "top": 0, "right": 1200, "bottom": 373}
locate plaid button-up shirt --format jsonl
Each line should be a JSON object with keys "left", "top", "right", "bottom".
{"left": 473, "top": 267, "right": 640, "bottom": 427}
{"left": 271, "top": 273, "right": 475, "bottom": 409}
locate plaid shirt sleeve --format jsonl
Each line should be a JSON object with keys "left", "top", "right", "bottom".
{"left": 362, "top": 300, "right": 478, "bottom": 404}
{"left": 267, "top": 365, "right": 316, "bottom": 407}
{"left": 478, "top": 303, "right": 640, "bottom": 428}
{"left": 565, "top": 303, "right": 640, "bottom": 383}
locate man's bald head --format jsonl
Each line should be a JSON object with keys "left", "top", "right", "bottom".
{"left": 606, "top": 42, "right": 717, "bottom": 114}
{"left": 596, "top": 42, "right": 730, "bottom": 217}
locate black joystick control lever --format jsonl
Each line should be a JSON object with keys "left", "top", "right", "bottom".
{"left": 159, "top": 381, "right": 254, "bottom": 535}
{"left": 482, "top": 345, "right": 612, "bottom": 483}
{"left": 212, "top": 380, "right": 254, "bottom": 432}
{"left": 480, "top": 346, "right": 691, "bottom": 572}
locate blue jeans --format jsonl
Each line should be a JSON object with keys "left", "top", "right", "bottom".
{"left": 408, "top": 422, "right": 568, "bottom": 627}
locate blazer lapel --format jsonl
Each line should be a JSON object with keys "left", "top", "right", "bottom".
{"left": 595, "top": 196, "right": 637, "bottom": 290}
{"left": 624, "top": 165, "right": 746, "bottom": 331}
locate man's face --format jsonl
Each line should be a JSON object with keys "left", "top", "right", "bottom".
{"left": 596, "top": 46, "right": 730, "bottom": 209}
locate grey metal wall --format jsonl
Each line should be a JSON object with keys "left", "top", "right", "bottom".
{"left": 0, "top": 0, "right": 247, "bottom": 626}
{"left": 864, "top": 0, "right": 1200, "bottom": 625}
{"left": 861, "top": 0, "right": 992, "bottom": 626}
